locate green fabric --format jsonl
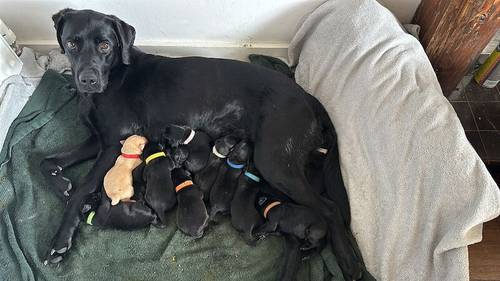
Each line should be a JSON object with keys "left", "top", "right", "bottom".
{"left": 0, "top": 70, "right": 347, "bottom": 281}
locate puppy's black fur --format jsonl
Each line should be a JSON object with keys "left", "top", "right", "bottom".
{"left": 163, "top": 125, "right": 212, "bottom": 173}
{"left": 209, "top": 140, "right": 251, "bottom": 221}
{"left": 254, "top": 190, "right": 327, "bottom": 252}
{"left": 194, "top": 135, "right": 239, "bottom": 199}
{"left": 86, "top": 193, "right": 158, "bottom": 230}
{"left": 171, "top": 168, "right": 209, "bottom": 238}
{"left": 141, "top": 142, "right": 177, "bottom": 225}
{"left": 44, "top": 9, "right": 362, "bottom": 279}
{"left": 230, "top": 162, "right": 264, "bottom": 244}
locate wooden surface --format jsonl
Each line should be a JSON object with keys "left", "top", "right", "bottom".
{"left": 469, "top": 216, "right": 500, "bottom": 281}
{"left": 413, "top": 0, "right": 500, "bottom": 96}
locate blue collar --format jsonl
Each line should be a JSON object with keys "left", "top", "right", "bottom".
{"left": 244, "top": 171, "right": 260, "bottom": 182}
{"left": 227, "top": 159, "right": 245, "bottom": 169}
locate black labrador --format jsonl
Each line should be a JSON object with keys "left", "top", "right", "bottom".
{"left": 40, "top": 8, "right": 362, "bottom": 280}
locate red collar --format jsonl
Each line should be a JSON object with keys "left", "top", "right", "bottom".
{"left": 121, "top": 153, "right": 141, "bottom": 159}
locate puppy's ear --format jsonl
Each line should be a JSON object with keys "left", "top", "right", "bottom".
{"left": 107, "top": 15, "right": 136, "bottom": 65}
{"left": 119, "top": 140, "right": 125, "bottom": 145}
{"left": 52, "top": 8, "right": 74, "bottom": 54}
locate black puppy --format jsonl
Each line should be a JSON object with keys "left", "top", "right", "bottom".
{"left": 141, "top": 141, "right": 177, "bottom": 225}
{"left": 254, "top": 190, "right": 328, "bottom": 252}
{"left": 84, "top": 192, "right": 158, "bottom": 231}
{"left": 171, "top": 168, "right": 209, "bottom": 238}
{"left": 230, "top": 162, "right": 264, "bottom": 244}
{"left": 209, "top": 140, "right": 251, "bottom": 221}
{"left": 194, "top": 135, "right": 239, "bottom": 199}
{"left": 163, "top": 124, "right": 212, "bottom": 173}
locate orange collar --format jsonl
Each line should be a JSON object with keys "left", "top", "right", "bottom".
{"left": 175, "top": 180, "right": 194, "bottom": 193}
{"left": 263, "top": 201, "right": 281, "bottom": 218}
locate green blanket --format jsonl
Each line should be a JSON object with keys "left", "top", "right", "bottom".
{"left": 0, "top": 70, "right": 347, "bottom": 281}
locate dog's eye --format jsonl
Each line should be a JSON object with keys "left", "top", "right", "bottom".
{"left": 98, "top": 41, "right": 110, "bottom": 52}
{"left": 66, "top": 41, "right": 76, "bottom": 50}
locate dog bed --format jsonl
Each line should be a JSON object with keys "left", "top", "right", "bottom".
{"left": 0, "top": 70, "right": 353, "bottom": 281}
{"left": 288, "top": 0, "right": 500, "bottom": 280}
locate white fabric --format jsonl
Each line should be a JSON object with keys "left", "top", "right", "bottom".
{"left": 288, "top": 1, "right": 500, "bottom": 281}
{"left": 0, "top": 47, "right": 70, "bottom": 148}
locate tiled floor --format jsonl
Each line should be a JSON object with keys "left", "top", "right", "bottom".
{"left": 449, "top": 82, "right": 500, "bottom": 164}
{"left": 449, "top": 82, "right": 500, "bottom": 281}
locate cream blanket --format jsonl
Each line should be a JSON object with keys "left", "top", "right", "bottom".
{"left": 288, "top": 1, "right": 500, "bottom": 280}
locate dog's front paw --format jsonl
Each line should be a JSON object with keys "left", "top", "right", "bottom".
{"left": 40, "top": 159, "right": 73, "bottom": 198}
{"left": 44, "top": 234, "right": 73, "bottom": 265}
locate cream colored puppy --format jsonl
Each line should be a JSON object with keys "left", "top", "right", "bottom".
{"left": 104, "top": 135, "right": 148, "bottom": 205}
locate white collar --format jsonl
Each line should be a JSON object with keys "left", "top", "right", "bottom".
{"left": 212, "top": 145, "right": 227, "bottom": 158}
{"left": 183, "top": 129, "right": 196, "bottom": 145}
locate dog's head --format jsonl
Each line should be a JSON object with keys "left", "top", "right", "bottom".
{"left": 52, "top": 9, "right": 135, "bottom": 94}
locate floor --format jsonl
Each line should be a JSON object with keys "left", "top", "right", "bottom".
{"left": 448, "top": 83, "right": 500, "bottom": 164}
{"left": 448, "top": 82, "right": 500, "bottom": 281}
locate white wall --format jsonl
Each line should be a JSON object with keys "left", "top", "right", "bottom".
{"left": 0, "top": 0, "right": 421, "bottom": 58}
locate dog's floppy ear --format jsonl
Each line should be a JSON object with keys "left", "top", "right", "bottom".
{"left": 107, "top": 15, "right": 136, "bottom": 65}
{"left": 52, "top": 8, "right": 74, "bottom": 54}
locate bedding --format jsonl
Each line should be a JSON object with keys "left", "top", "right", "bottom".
{"left": 0, "top": 70, "right": 350, "bottom": 281}
{"left": 288, "top": 0, "right": 500, "bottom": 280}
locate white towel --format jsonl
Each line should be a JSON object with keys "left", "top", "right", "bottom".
{"left": 288, "top": 1, "right": 500, "bottom": 280}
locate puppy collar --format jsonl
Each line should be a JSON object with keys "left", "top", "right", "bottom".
{"left": 86, "top": 211, "right": 96, "bottom": 225}
{"left": 227, "top": 159, "right": 245, "bottom": 169}
{"left": 145, "top": 151, "right": 167, "bottom": 165}
{"left": 175, "top": 180, "right": 194, "bottom": 193}
{"left": 316, "top": 147, "right": 328, "bottom": 154}
{"left": 244, "top": 171, "right": 260, "bottom": 182}
{"left": 121, "top": 153, "right": 141, "bottom": 159}
{"left": 212, "top": 146, "right": 227, "bottom": 158}
{"left": 183, "top": 129, "right": 196, "bottom": 145}
{"left": 263, "top": 201, "right": 281, "bottom": 219}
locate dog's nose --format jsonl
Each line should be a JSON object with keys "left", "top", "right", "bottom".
{"left": 78, "top": 71, "right": 98, "bottom": 86}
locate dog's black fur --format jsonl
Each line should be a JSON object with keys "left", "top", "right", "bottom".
{"left": 41, "top": 9, "right": 362, "bottom": 279}
{"left": 305, "top": 150, "right": 327, "bottom": 195}
{"left": 194, "top": 135, "right": 238, "bottom": 199}
{"left": 163, "top": 125, "right": 212, "bottom": 173}
{"left": 209, "top": 140, "right": 251, "bottom": 221}
{"left": 230, "top": 162, "right": 264, "bottom": 244}
{"left": 141, "top": 142, "right": 177, "bottom": 225}
{"left": 171, "top": 168, "right": 209, "bottom": 238}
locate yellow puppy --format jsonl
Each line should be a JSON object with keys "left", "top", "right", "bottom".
{"left": 104, "top": 135, "right": 148, "bottom": 205}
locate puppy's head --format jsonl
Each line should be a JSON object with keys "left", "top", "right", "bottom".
{"left": 228, "top": 140, "right": 252, "bottom": 165}
{"left": 52, "top": 9, "right": 135, "bottom": 94}
{"left": 214, "top": 135, "right": 239, "bottom": 156}
{"left": 162, "top": 124, "right": 192, "bottom": 147}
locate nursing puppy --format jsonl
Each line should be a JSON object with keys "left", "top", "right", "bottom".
{"left": 209, "top": 140, "right": 251, "bottom": 221}
{"left": 84, "top": 193, "right": 159, "bottom": 230}
{"left": 163, "top": 124, "right": 212, "bottom": 173}
{"left": 171, "top": 167, "right": 209, "bottom": 238}
{"left": 230, "top": 162, "right": 264, "bottom": 244}
{"left": 141, "top": 141, "right": 177, "bottom": 225}
{"left": 194, "top": 135, "right": 239, "bottom": 199}
{"left": 254, "top": 190, "right": 328, "bottom": 251}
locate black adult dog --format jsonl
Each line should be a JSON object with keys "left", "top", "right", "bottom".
{"left": 39, "top": 8, "right": 362, "bottom": 280}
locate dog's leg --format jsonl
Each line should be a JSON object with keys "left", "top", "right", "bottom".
{"left": 40, "top": 135, "right": 99, "bottom": 199}
{"left": 44, "top": 145, "right": 120, "bottom": 265}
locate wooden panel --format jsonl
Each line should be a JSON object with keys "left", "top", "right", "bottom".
{"left": 413, "top": 0, "right": 500, "bottom": 96}
{"left": 469, "top": 216, "right": 500, "bottom": 281}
